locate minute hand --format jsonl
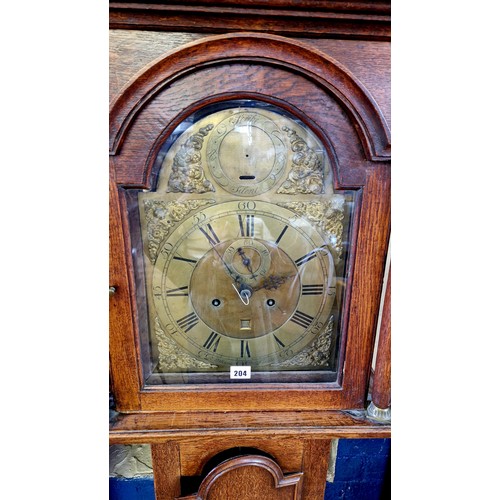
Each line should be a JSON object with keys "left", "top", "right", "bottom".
{"left": 210, "top": 242, "right": 243, "bottom": 285}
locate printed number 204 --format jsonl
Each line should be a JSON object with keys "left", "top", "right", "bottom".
{"left": 230, "top": 366, "right": 251, "bottom": 379}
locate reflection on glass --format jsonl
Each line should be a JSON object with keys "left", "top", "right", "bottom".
{"left": 125, "top": 100, "right": 355, "bottom": 385}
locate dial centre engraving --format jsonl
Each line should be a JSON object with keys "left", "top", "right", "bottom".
{"left": 190, "top": 239, "right": 300, "bottom": 339}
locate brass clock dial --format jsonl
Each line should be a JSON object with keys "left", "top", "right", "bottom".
{"left": 152, "top": 201, "right": 335, "bottom": 367}
{"left": 135, "top": 100, "right": 352, "bottom": 382}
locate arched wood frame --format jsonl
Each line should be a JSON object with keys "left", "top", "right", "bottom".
{"left": 176, "top": 455, "right": 303, "bottom": 500}
{"left": 109, "top": 33, "right": 390, "bottom": 161}
{"left": 109, "top": 31, "right": 391, "bottom": 413}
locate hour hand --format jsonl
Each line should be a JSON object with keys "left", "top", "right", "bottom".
{"left": 236, "top": 247, "right": 256, "bottom": 278}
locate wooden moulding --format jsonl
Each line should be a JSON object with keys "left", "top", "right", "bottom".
{"left": 110, "top": 0, "right": 390, "bottom": 13}
{"left": 109, "top": 1, "right": 390, "bottom": 41}
{"left": 109, "top": 174, "right": 142, "bottom": 410}
{"left": 176, "top": 455, "right": 303, "bottom": 500}
{"left": 178, "top": 438, "right": 306, "bottom": 477}
{"left": 109, "top": 33, "right": 391, "bottom": 162}
{"left": 109, "top": 410, "right": 390, "bottom": 444}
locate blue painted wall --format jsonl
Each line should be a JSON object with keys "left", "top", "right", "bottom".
{"left": 110, "top": 477, "right": 155, "bottom": 500}
{"left": 109, "top": 438, "right": 390, "bottom": 499}
{"left": 324, "top": 439, "right": 390, "bottom": 499}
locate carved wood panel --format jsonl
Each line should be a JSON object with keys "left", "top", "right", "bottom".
{"left": 176, "top": 455, "right": 303, "bottom": 500}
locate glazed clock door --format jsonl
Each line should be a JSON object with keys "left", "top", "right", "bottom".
{"left": 109, "top": 34, "right": 391, "bottom": 413}
{"left": 127, "top": 100, "right": 353, "bottom": 385}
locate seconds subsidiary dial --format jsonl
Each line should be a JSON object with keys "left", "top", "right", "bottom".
{"left": 152, "top": 201, "right": 336, "bottom": 368}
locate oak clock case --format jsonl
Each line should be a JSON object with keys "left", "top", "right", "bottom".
{"left": 125, "top": 101, "right": 354, "bottom": 386}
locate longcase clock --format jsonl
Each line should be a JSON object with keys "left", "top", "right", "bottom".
{"left": 109, "top": 5, "right": 391, "bottom": 497}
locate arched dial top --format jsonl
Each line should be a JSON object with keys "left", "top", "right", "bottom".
{"left": 155, "top": 103, "right": 327, "bottom": 197}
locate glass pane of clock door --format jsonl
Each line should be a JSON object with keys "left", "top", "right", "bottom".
{"left": 124, "top": 100, "right": 355, "bottom": 385}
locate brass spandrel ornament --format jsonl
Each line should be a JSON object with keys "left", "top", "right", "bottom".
{"left": 154, "top": 317, "right": 218, "bottom": 371}
{"left": 270, "top": 316, "right": 335, "bottom": 369}
{"left": 165, "top": 125, "right": 215, "bottom": 194}
{"left": 277, "top": 197, "right": 345, "bottom": 264}
{"left": 143, "top": 199, "right": 216, "bottom": 263}
{"left": 134, "top": 100, "right": 353, "bottom": 383}
{"left": 277, "top": 126, "right": 325, "bottom": 195}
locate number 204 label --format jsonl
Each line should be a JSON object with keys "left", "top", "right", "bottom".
{"left": 230, "top": 366, "right": 251, "bottom": 379}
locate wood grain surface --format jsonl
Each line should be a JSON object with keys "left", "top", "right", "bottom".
{"left": 109, "top": 33, "right": 390, "bottom": 161}
{"left": 371, "top": 266, "right": 391, "bottom": 409}
{"left": 178, "top": 438, "right": 305, "bottom": 476}
{"left": 109, "top": 410, "right": 390, "bottom": 444}
{"left": 152, "top": 442, "right": 182, "bottom": 499}
{"left": 109, "top": 31, "right": 390, "bottom": 132}
{"left": 300, "top": 440, "right": 331, "bottom": 499}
